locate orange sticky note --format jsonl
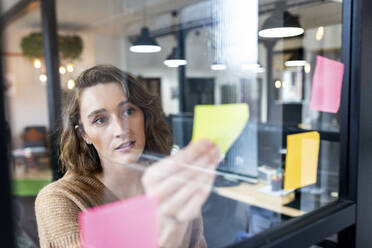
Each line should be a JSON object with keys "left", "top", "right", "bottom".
{"left": 79, "top": 195, "right": 158, "bottom": 248}
{"left": 284, "top": 131, "right": 320, "bottom": 191}
{"left": 310, "top": 56, "right": 344, "bottom": 113}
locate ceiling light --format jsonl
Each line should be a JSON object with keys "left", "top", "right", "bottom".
{"left": 259, "top": 5, "right": 304, "bottom": 39}
{"left": 164, "top": 59, "right": 187, "bottom": 67}
{"left": 33, "top": 59, "right": 41, "bottom": 69}
{"left": 39, "top": 74, "right": 47, "bottom": 83}
{"left": 316, "top": 26, "right": 325, "bottom": 41}
{"left": 67, "top": 79, "right": 75, "bottom": 90}
{"left": 285, "top": 49, "right": 306, "bottom": 67}
{"left": 259, "top": 27, "right": 304, "bottom": 38}
{"left": 275, "top": 80, "right": 281, "bottom": 88}
{"left": 59, "top": 66, "right": 66, "bottom": 74}
{"left": 163, "top": 47, "right": 187, "bottom": 67}
{"left": 211, "top": 62, "right": 226, "bottom": 71}
{"left": 66, "top": 63, "right": 74, "bottom": 72}
{"left": 285, "top": 60, "right": 306, "bottom": 67}
{"left": 130, "top": 27, "right": 161, "bottom": 53}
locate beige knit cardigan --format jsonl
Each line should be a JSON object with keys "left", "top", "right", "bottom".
{"left": 35, "top": 171, "right": 207, "bottom": 248}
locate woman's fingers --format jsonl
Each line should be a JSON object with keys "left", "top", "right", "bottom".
{"left": 177, "top": 188, "right": 211, "bottom": 222}
{"left": 145, "top": 170, "right": 188, "bottom": 204}
{"left": 158, "top": 166, "right": 215, "bottom": 220}
{"left": 142, "top": 139, "right": 220, "bottom": 223}
{"left": 144, "top": 143, "right": 219, "bottom": 198}
{"left": 158, "top": 181, "right": 200, "bottom": 217}
{"left": 156, "top": 158, "right": 217, "bottom": 221}
{"left": 142, "top": 157, "right": 182, "bottom": 186}
{"left": 143, "top": 139, "right": 219, "bottom": 186}
{"left": 173, "top": 139, "right": 216, "bottom": 165}
{"left": 144, "top": 159, "right": 209, "bottom": 205}
{"left": 142, "top": 139, "right": 216, "bottom": 186}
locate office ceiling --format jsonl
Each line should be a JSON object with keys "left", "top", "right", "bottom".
{"left": 3, "top": 0, "right": 342, "bottom": 35}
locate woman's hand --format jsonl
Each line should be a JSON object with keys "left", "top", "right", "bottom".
{"left": 142, "top": 139, "right": 220, "bottom": 247}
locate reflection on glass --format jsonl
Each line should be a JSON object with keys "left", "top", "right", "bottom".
{"left": 4, "top": 0, "right": 344, "bottom": 247}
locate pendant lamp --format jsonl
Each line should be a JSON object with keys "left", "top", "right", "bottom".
{"left": 285, "top": 49, "right": 306, "bottom": 67}
{"left": 129, "top": 0, "right": 161, "bottom": 53}
{"left": 259, "top": 3, "right": 304, "bottom": 38}
{"left": 130, "top": 27, "right": 161, "bottom": 53}
{"left": 163, "top": 47, "right": 187, "bottom": 67}
{"left": 211, "top": 61, "right": 226, "bottom": 71}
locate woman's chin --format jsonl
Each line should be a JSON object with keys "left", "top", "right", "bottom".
{"left": 112, "top": 152, "right": 141, "bottom": 165}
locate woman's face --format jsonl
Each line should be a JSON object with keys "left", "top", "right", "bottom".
{"left": 79, "top": 82, "right": 146, "bottom": 166}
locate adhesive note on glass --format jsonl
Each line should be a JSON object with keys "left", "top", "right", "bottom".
{"left": 192, "top": 103, "right": 249, "bottom": 154}
{"left": 79, "top": 195, "right": 158, "bottom": 248}
{"left": 284, "top": 131, "right": 320, "bottom": 191}
{"left": 310, "top": 56, "right": 344, "bottom": 113}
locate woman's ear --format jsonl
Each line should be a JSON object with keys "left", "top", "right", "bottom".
{"left": 75, "top": 124, "right": 92, "bottom": 145}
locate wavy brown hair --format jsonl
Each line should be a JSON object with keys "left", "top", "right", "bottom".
{"left": 59, "top": 65, "right": 173, "bottom": 175}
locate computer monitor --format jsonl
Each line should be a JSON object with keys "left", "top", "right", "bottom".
{"left": 169, "top": 113, "right": 259, "bottom": 183}
{"left": 218, "top": 121, "right": 259, "bottom": 181}
{"left": 257, "top": 123, "right": 283, "bottom": 168}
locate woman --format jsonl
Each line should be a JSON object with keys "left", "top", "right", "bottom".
{"left": 35, "top": 65, "right": 220, "bottom": 248}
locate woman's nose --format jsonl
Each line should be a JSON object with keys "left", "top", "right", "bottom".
{"left": 112, "top": 117, "right": 130, "bottom": 138}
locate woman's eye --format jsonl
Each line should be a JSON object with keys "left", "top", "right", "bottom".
{"left": 123, "top": 107, "right": 135, "bottom": 116}
{"left": 93, "top": 117, "right": 106, "bottom": 125}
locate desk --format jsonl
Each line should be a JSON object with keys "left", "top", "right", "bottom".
{"left": 216, "top": 181, "right": 306, "bottom": 217}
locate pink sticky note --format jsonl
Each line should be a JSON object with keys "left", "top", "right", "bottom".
{"left": 310, "top": 56, "right": 344, "bottom": 113}
{"left": 79, "top": 195, "right": 158, "bottom": 248}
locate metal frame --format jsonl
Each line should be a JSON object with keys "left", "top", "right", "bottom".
{"left": 231, "top": 202, "right": 355, "bottom": 248}
{"left": 0, "top": 1, "right": 16, "bottom": 246}
{"left": 350, "top": 0, "right": 372, "bottom": 246}
{"left": 177, "top": 29, "right": 187, "bottom": 112}
{"left": 338, "top": 0, "right": 356, "bottom": 245}
{"left": 1, "top": 0, "right": 372, "bottom": 247}
{"left": 40, "top": 0, "right": 63, "bottom": 180}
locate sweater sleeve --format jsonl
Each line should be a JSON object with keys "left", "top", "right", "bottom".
{"left": 35, "top": 186, "right": 81, "bottom": 248}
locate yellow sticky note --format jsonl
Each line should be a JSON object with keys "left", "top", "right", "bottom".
{"left": 284, "top": 131, "right": 320, "bottom": 191}
{"left": 192, "top": 103, "right": 249, "bottom": 154}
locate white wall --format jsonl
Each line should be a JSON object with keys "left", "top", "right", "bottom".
{"left": 4, "top": 28, "right": 96, "bottom": 147}
{"left": 4, "top": 29, "right": 49, "bottom": 148}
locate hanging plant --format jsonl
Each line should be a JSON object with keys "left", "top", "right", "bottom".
{"left": 21, "top": 32, "right": 83, "bottom": 60}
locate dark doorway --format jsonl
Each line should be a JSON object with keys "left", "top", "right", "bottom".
{"left": 220, "top": 84, "right": 238, "bottom": 104}
{"left": 185, "top": 78, "right": 215, "bottom": 112}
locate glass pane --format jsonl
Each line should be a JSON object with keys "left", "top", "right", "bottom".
{"left": 4, "top": 0, "right": 343, "bottom": 247}
{"left": 3, "top": 2, "right": 51, "bottom": 248}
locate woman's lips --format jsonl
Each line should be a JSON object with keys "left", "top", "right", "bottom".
{"left": 115, "top": 141, "right": 136, "bottom": 152}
